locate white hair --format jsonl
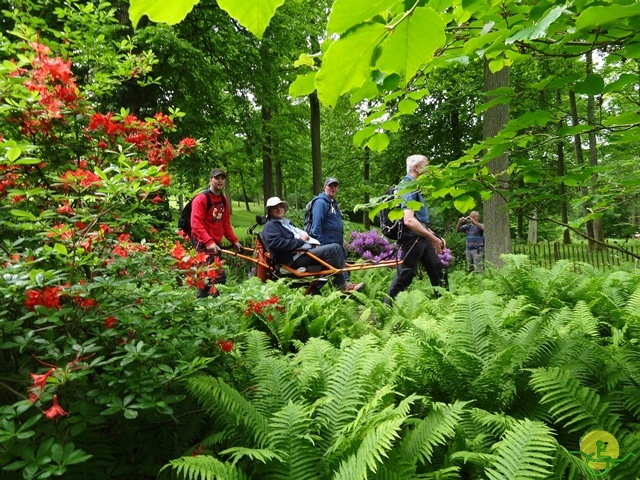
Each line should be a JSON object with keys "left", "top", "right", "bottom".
{"left": 406, "top": 154, "right": 428, "bottom": 174}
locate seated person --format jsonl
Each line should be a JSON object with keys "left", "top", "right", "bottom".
{"left": 261, "top": 196, "right": 364, "bottom": 293}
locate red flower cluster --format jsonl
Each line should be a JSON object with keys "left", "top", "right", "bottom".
{"left": 244, "top": 296, "right": 285, "bottom": 320}
{"left": 105, "top": 316, "right": 118, "bottom": 328}
{"left": 24, "top": 286, "right": 63, "bottom": 311}
{"left": 215, "top": 339, "right": 234, "bottom": 352}
{"left": 18, "top": 42, "right": 79, "bottom": 136}
{"left": 171, "top": 242, "right": 222, "bottom": 290}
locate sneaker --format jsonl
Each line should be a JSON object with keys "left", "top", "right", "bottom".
{"left": 340, "top": 282, "right": 365, "bottom": 293}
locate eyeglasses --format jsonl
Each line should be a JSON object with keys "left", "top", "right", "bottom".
{"left": 272, "top": 204, "right": 285, "bottom": 210}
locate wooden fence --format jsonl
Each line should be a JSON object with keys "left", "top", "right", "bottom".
{"left": 511, "top": 242, "right": 640, "bottom": 270}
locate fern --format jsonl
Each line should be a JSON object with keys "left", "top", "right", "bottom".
{"left": 243, "top": 330, "right": 276, "bottom": 366}
{"left": 398, "top": 401, "right": 467, "bottom": 467}
{"left": 315, "top": 335, "right": 381, "bottom": 445}
{"left": 185, "top": 376, "right": 271, "bottom": 448}
{"left": 163, "top": 455, "right": 249, "bottom": 480}
{"left": 252, "top": 356, "right": 302, "bottom": 415}
{"left": 528, "top": 367, "right": 614, "bottom": 434}
{"left": 257, "top": 401, "right": 321, "bottom": 480}
{"left": 485, "top": 418, "right": 556, "bottom": 480}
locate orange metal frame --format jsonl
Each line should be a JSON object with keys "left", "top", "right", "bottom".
{"left": 219, "top": 238, "right": 402, "bottom": 283}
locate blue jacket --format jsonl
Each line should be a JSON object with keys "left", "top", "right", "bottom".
{"left": 310, "top": 193, "right": 344, "bottom": 245}
{"left": 261, "top": 219, "right": 305, "bottom": 265}
{"left": 399, "top": 174, "right": 430, "bottom": 224}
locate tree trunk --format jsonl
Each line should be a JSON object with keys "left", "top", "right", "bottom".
{"left": 363, "top": 147, "right": 370, "bottom": 229}
{"left": 586, "top": 52, "right": 605, "bottom": 248}
{"left": 568, "top": 89, "right": 594, "bottom": 247}
{"left": 481, "top": 62, "right": 512, "bottom": 268}
{"left": 310, "top": 90, "right": 322, "bottom": 195}
{"left": 527, "top": 210, "right": 538, "bottom": 244}
{"left": 261, "top": 106, "right": 274, "bottom": 199}
{"left": 556, "top": 90, "right": 571, "bottom": 244}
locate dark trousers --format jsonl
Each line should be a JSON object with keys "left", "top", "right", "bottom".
{"left": 290, "top": 243, "right": 346, "bottom": 287}
{"left": 386, "top": 235, "right": 442, "bottom": 302}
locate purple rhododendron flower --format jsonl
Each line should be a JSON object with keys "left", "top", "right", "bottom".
{"left": 347, "top": 229, "right": 396, "bottom": 263}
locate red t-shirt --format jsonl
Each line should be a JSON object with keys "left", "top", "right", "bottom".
{"left": 190, "top": 191, "right": 238, "bottom": 249}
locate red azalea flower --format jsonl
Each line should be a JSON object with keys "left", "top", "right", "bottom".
{"left": 150, "top": 193, "right": 163, "bottom": 204}
{"left": 104, "top": 316, "right": 117, "bottom": 328}
{"left": 43, "top": 394, "right": 68, "bottom": 419}
{"left": 24, "top": 286, "right": 63, "bottom": 310}
{"left": 56, "top": 202, "right": 74, "bottom": 215}
{"left": 30, "top": 368, "right": 56, "bottom": 391}
{"left": 216, "top": 340, "right": 234, "bottom": 352}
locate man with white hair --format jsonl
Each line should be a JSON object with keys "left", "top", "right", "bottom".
{"left": 261, "top": 196, "right": 364, "bottom": 294}
{"left": 386, "top": 155, "right": 444, "bottom": 303}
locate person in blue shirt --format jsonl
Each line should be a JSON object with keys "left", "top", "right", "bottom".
{"left": 386, "top": 155, "right": 445, "bottom": 303}
{"left": 310, "top": 177, "right": 350, "bottom": 284}
{"left": 456, "top": 211, "right": 484, "bottom": 272}
{"left": 261, "top": 197, "right": 364, "bottom": 294}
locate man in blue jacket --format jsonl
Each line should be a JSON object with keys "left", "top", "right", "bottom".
{"left": 309, "top": 177, "right": 350, "bottom": 284}
{"left": 261, "top": 196, "right": 363, "bottom": 294}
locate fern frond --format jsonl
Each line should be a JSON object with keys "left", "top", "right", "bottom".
{"left": 623, "top": 385, "right": 640, "bottom": 420}
{"left": 528, "top": 367, "right": 613, "bottom": 433}
{"left": 243, "top": 330, "right": 275, "bottom": 366}
{"left": 252, "top": 356, "right": 302, "bottom": 415}
{"left": 485, "top": 418, "right": 556, "bottom": 480}
{"left": 185, "top": 376, "right": 270, "bottom": 448}
{"left": 449, "top": 292, "right": 503, "bottom": 366}
{"left": 163, "top": 455, "right": 249, "bottom": 480}
{"left": 399, "top": 401, "right": 467, "bottom": 466}
{"left": 218, "top": 447, "right": 283, "bottom": 467}
{"left": 316, "top": 336, "right": 381, "bottom": 437}
{"left": 468, "top": 408, "right": 516, "bottom": 438}
{"left": 623, "top": 281, "right": 640, "bottom": 319}
{"left": 262, "top": 401, "right": 321, "bottom": 480}
{"left": 552, "top": 443, "right": 593, "bottom": 480}
{"left": 292, "top": 336, "right": 337, "bottom": 394}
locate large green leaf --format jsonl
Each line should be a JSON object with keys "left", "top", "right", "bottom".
{"left": 505, "top": 5, "right": 571, "bottom": 44}
{"left": 574, "top": 74, "right": 604, "bottom": 95}
{"left": 289, "top": 72, "right": 316, "bottom": 98}
{"left": 575, "top": 2, "right": 640, "bottom": 31}
{"left": 376, "top": 7, "right": 446, "bottom": 83}
{"left": 315, "top": 23, "right": 386, "bottom": 107}
{"left": 217, "top": 0, "right": 286, "bottom": 39}
{"left": 128, "top": 0, "right": 200, "bottom": 28}
{"left": 327, "top": 0, "right": 401, "bottom": 35}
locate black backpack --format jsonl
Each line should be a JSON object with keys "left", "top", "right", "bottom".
{"left": 378, "top": 185, "right": 404, "bottom": 240}
{"left": 303, "top": 196, "right": 329, "bottom": 234}
{"left": 177, "top": 188, "right": 225, "bottom": 237}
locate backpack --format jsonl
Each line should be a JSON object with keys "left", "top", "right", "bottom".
{"left": 177, "top": 188, "right": 225, "bottom": 237}
{"left": 378, "top": 185, "right": 404, "bottom": 240}
{"left": 303, "top": 196, "right": 329, "bottom": 234}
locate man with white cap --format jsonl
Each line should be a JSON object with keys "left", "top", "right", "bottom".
{"left": 261, "top": 196, "right": 364, "bottom": 294}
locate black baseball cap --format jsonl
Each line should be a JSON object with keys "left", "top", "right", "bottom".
{"left": 210, "top": 168, "right": 226, "bottom": 178}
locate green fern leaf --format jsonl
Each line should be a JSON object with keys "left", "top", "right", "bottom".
{"left": 185, "top": 376, "right": 270, "bottom": 447}
{"left": 163, "top": 455, "right": 249, "bottom": 480}
{"left": 263, "top": 401, "right": 321, "bottom": 480}
{"left": 252, "top": 356, "right": 302, "bottom": 414}
{"left": 316, "top": 336, "right": 381, "bottom": 439}
{"left": 218, "top": 447, "right": 283, "bottom": 466}
{"left": 485, "top": 418, "right": 556, "bottom": 480}
{"left": 399, "top": 401, "right": 467, "bottom": 466}
{"left": 529, "top": 367, "right": 613, "bottom": 433}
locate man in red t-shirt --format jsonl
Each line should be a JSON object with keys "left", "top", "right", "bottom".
{"left": 190, "top": 168, "right": 243, "bottom": 297}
